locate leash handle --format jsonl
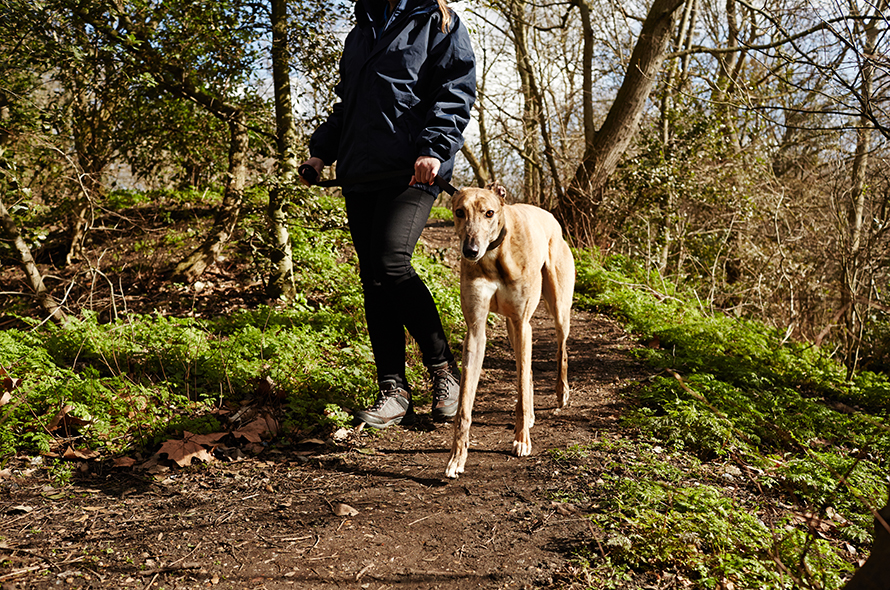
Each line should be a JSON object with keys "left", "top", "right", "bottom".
{"left": 298, "top": 164, "right": 319, "bottom": 185}
{"left": 433, "top": 175, "right": 457, "bottom": 196}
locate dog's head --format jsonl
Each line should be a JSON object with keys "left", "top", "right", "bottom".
{"left": 451, "top": 184, "right": 507, "bottom": 262}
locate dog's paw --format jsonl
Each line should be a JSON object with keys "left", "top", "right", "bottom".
{"left": 512, "top": 440, "right": 532, "bottom": 457}
{"left": 444, "top": 460, "right": 464, "bottom": 479}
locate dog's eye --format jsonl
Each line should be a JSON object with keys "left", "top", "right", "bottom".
{"left": 454, "top": 209, "right": 465, "bottom": 219}
{"left": 485, "top": 210, "right": 494, "bottom": 218}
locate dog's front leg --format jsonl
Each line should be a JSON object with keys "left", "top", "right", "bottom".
{"left": 445, "top": 315, "right": 487, "bottom": 479}
{"left": 510, "top": 317, "right": 535, "bottom": 457}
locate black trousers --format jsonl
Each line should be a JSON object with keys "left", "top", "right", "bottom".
{"left": 345, "top": 186, "right": 454, "bottom": 389}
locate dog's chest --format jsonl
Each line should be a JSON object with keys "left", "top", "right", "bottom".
{"left": 462, "top": 260, "right": 535, "bottom": 318}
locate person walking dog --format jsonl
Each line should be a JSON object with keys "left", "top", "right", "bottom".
{"left": 300, "top": 0, "right": 476, "bottom": 428}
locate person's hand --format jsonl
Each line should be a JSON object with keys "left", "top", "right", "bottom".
{"left": 410, "top": 156, "right": 440, "bottom": 185}
{"left": 299, "top": 157, "right": 325, "bottom": 186}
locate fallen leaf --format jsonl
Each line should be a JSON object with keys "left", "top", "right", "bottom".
{"left": 244, "top": 442, "right": 266, "bottom": 455}
{"left": 7, "top": 505, "right": 33, "bottom": 515}
{"left": 188, "top": 431, "right": 227, "bottom": 445}
{"left": 334, "top": 503, "right": 359, "bottom": 517}
{"left": 63, "top": 446, "right": 99, "bottom": 460}
{"left": 233, "top": 416, "right": 277, "bottom": 443}
{"left": 46, "top": 404, "right": 74, "bottom": 431}
{"left": 790, "top": 511, "right": 833, "bottom": 532}
{"left": 157, "top": 433, "right": 215, "bottom": 467}
{"left": 1, "top": 367, "right": 22, "bottom": 397}
{"left": 46, "top": 405, "right": 91, "bottom": 433}
{"left": 113, "top": 457, "right": 137, "bottom": 468}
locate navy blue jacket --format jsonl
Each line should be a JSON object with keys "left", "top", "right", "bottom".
{"left": 309, "top": 0, "right": 476, "bottom": 195}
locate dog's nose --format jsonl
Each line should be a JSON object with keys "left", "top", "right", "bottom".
{"left": 462, "top": 241, "right": 480, "bottom": 259}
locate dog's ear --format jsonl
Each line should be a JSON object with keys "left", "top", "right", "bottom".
{"left": 485, "top": 180, "right": 507, "bottom": 202}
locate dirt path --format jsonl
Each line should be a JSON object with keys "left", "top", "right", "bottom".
{"left": 1, "top": 224, "right": 648, "bottom": 590}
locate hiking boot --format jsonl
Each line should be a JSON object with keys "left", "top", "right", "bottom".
{"left": 355, "top": 380, "right": 414, "bottom": 428}
{"left": 430, "top": 361, "right": 461, "bottom": 422}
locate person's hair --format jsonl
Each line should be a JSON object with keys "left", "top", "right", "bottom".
{"left": 436, "top": 0, "right": 453, "bottom": 32}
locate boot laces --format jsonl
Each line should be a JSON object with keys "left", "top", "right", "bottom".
{"left": 369, "top": 383, "right": 403, "bottom": 410}
{"left": 432, "top": 366, "right": 458, "bottom": 401}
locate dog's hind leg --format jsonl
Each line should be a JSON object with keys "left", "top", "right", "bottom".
{"left": 509, "top": 316, "right": 535, "bottom": 457}
{"left": 543, "top": 243, "right": 575, "bottom": 408}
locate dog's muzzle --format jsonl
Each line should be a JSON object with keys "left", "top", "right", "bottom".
{"left": 461, "top": 239, "right": 482, "bottom": 260}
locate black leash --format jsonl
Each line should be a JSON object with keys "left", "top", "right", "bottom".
{"left": 298, "top": 165, "right": 457, "bottom": 196}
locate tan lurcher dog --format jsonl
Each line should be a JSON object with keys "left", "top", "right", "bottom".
{"left": 444, "top": 184, "right": 575, "bottom": 479}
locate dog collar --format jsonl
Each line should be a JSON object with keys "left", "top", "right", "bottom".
{"left": 486, "top": 226, "right": 507, "bottom": 253}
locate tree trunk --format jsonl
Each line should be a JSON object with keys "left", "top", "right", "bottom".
{"left": 172, "top": 116, "right": 249, "bottom": 282}
{"left": 709, "top": 0, "right": 744, "bottom": 151}
{"left": 0, "top": 194, "right": 67, "bottom": 323}
{"left": 843, "top": 493, "right": 890, "bottom": 590}
{"left": 503, "top": 0, "right": 541, "bottom": 204}
{"left": 67, "top": 70, "right": 115, "bottom": 265}
{"left": 556, "top": 0, "right": 687, "bottom": 243}
{"left": 265, "top": 0, "right": 297, "bottom": 301}
{"left": 655, "top": 0, "right": 696, "bottom": 270}
{"left": 840, "top": 2, "right": 882, "bottom": 374}
{"left": 461, "top": 145, "right": 490, "bottom": 187}
{"left": 659, "top": 0, "right": 697, "bottom": 145}
{"left": 475, "top": 55, "right": 496, "bottom": 185}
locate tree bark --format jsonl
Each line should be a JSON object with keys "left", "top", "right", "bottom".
{"left": 709, "top": 0, "right": 744, "bottom": 151}
{"left": 840, "top": 1, "right": 883, "bottom": 374}
{"left": 265, "top": 0, "right": 297, "bottom": 301}
{"left": 66, "top": 54, "right": 118, "bottom": 265}
{"left": 0, "top": 195, "right": 67, "bottom": 323}
{"left": 172, "top": 116, "right": 249, "bottom": 282}
{"left": 656, "top": 0, "right": 695, "bottom": 271}
{"left": 461, "top": 144, "right": 490, "bottom": 187}
{"left": 556, "top": 0, "right": 687, "bottom": 243}
{"left": 659, "top": 0, "right": 696, "bottom": 145}
{"left": 475, "top": 55, "right": 496, "bottom": 184}
{"left": 503, "top": 0, "right": 541, "bottom": 204}
{"left": 843, "top": 494, "right": 890, "bottom": 590}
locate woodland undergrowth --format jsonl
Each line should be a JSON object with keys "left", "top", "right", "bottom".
{"left": 0, "top": 190, "right": 887, "bottom": 589}
{"left": 565, "top": 249, "right": 889, "bottom": 589}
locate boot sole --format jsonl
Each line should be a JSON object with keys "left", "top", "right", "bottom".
{"left": 355, "top": 408, "right": 416, "bottom": 429}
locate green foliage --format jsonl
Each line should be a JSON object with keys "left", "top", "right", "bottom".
{"left": 0, "top": 188, "right": 464, "bottom": 458}
{"left": 561, "top": 437, "right": 861, "bottom": 589}
{"left": 105, "top": 187, "right": 223, "bottom": 209}
{"left": 48, "top": 460, "right": 75, "bottom": 487}
{"left": 571, "top": 252, "right": 887, "bottom": 588}
{"left": 0, "top": 325, "right": 194, "bottom": 456}
{"left": 428, "top": 206, "right": 454, "bottom": 221}
{"left": 774, "top": 527, "right": 855, "bottom": 589}
{"left": 600, "top": 480, "right": 777, "bottom": 585}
